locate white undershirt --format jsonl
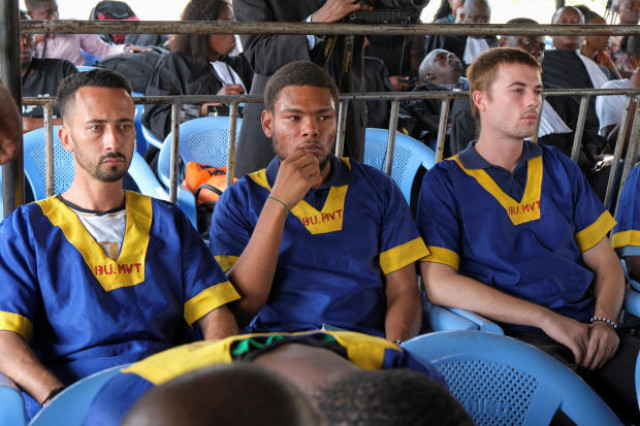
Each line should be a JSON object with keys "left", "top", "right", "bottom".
{"left": 211, "top": 61, "right": 247, "bottom": 92}
{"left": 72, "top": 208, "right": 126, "bottom": 260}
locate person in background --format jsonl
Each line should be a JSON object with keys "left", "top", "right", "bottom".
{"left": 19, "top": 10, "right": 77, "bottom": 133}
{"left": 577, "top": 5, "right": 621, "bottom": 79}
{"left": 25, "top": 0, "right": 149, "bottom": 67}
{"left": 609, "top": 0, "right": 640, "bottom": 78}
{"left": 141, "top": 0, "right": 252, "bottom": 143}
{"left": 0, "top": 85, "right": 22, "bottom": 164}
{"left": 424, "top": 0, "right": 496, "bottom": 72}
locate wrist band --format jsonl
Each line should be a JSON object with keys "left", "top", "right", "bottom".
{"left": 43, "top": 386, "right": 65, "bottom": 405}
{"left": 267, "top": 196, "right": 290, "bottom": 216}
{"left": 589, "top": 316, "right": 618, "bottom": 329}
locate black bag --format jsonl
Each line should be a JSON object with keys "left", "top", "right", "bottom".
{"left": 98, "top": 47, "right": 168, "bottom": 93}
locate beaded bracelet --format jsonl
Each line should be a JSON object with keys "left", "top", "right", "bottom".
{"left": 589, "top": 316, "right": 618, "bottom": 329}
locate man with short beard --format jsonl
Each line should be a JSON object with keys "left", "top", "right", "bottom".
{"left": 0, "top": 69, "right": 240, "bottom": 420}
{"left": 209, "top": 61, "right": 427, "bottom": 342}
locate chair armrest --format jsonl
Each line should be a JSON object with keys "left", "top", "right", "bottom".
{"left": 0, "top": 372, "right": 26, "bottom": 426}
{"left": 446, "top": 307, "right": 505, "bottom": 335}
{"left": 624, "top": 288, "right": 640, "bottom": 318}
{"left": 428, "top": 304, "right": 479, "bottom": 332}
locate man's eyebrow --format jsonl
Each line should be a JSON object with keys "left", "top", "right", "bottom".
{"left": 83, "top": 118, "right": 134, "bottom": 124}
{"left": 281, "top": 107, "right": 335, "bottom": 114}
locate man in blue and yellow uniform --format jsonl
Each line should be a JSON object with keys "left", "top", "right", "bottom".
{"left": 209, "top": 61, "right": 428, "bottom": 341}
{"left": 612, "top": 164, "right": 640, "bottom": 283}
{"left": 84, "top": 330, "right": 465, "bottom": 425}
{"left": 0, "top": 69, "right": 240, "bottom": 419}
{"left": 417, "top": 47, "right": 640, "bottom": 423}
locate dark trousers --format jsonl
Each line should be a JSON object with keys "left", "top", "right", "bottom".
{"left": 508, "top": 329, "right": 640, "bottom": 425}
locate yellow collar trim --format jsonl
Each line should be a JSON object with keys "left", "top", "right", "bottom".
{"left": 37, "top": 191, "right": 151, "bottom": 292}
{"left": 248, "top": 159, "right": 351, "bottom": 235}
{"left": 453, "top": 155, "right": 543, "bottom": 225}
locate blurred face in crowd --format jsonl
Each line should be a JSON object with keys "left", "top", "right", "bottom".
{"left": 28, "top": 0, "right": 59, "bottom": 20}
{"left": 421, "top": 49, "right": 463, "bottom": 85}
{"left": 500, "top": 35, "right": 546, "bottom": 63}
{"left": 583, "top": 15, "right": 610, "bottom": 54}
{"left": 460, "top": 0, "right": 490, "bottom": 24}
{"left": 615, "top": 0, "right": 640, "bottom": 25}
{"left": 19, "top": 12, "right": 34, "bottom": 71}
{"left": 207, "top": 5, "right": 237, "bottom": 59}
{"left": 551, "top": 7, "right": 584, "bottom": 51}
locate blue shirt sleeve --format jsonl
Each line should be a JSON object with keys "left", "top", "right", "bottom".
{"left": 0, "top": 207, "right": 40, "bottom": 341}
{"left": 612, "top": 164, "right": 640, "bottom": 253}
{"left": 415, "top": 163, "right": 463, "bottom": 271}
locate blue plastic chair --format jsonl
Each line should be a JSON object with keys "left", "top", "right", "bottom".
{"left": 0, "top": 372, "right": 26, "bottom": 426}
{"left": 76, "top": 66, "right": 98, "bottom": 72}
{"left": 141, "top": 122, "right": 163, "bottom": 150}
{"left": 132, "top": 92, "right": 148, "bottom": 155}
{"left": 80, "top": 49, "right": 101, "bottom": 67}
{"left": 402, "top": 331, "right": 622, "bottom": 425}
{"left": 29, "top": 364, "right": 128, "bottom": 426}
{"left": 363, "top": 128, "right": 435, "bottom": 205}
{"left": 22, "top": 127, "right": 170, "bottom": 202}
{"left": 157, "top": 116, "right": 243, "bottom": 227}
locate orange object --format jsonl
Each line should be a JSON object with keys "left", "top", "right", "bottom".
{"left": 182, "top": 162, "right": 237, "bottom": 205}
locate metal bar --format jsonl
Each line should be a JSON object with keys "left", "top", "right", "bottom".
{"left": 605, "top": 96, "right": 634, "bottom": 209}
{"left": 21, "top": 86, "right": 640, "bottom": 106}
{"left": 335, "top": 100, "right": 348, "bottom": 157}
{"left": 20, "top": 20, "right": 640, "bottom": 37}
{"left": 384, "top": 100, "right": 401, "bottom": 175}
{"left": 570, "top": 95, "right": 590, "bottom": 163}
{"left": 435, "top": 97, "right": 451, "bottom": 163}
{"left": 44, "top": 105, "right": 55, "bottom": 197}
{"left": 169, "top": 102, "right": 181, "bottom": 203}
{"left": 226, "top": 102, "right": 239, "bottom": 187}
{"left": 2, "top": 0, "right": 24, "bottom": 216}
{"left": 614, "top": 102, "right": 640, "bottom": 217}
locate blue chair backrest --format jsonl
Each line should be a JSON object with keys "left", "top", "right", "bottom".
{"left": 22, "top": 127, "right": 169, "bottom": 201}
{"left": 29, "top": 364, "right": 127, "bottom": 426}
{"left": 157, "top": 116, "right": 243, "bottom": 189}
{"left": 22, "top": 127, "right": 74, "bottom": 199}
{"left": 0, "top": 372, "right": 26, "bottom": 426}
{"left": 80, "top": 49, "right": 101, "bottom": 67}
{"left": 402, "top": 331, "right": 622, "bottom": 425}
{"left": 363, "top": 128, "right": 435, "bottom": 204}
{"left": 132, "top": 92, "right": 148, "bottom": 155}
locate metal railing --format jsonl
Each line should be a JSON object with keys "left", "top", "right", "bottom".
{"left": 7, "top": 15, "right": 640, "bottom": 221}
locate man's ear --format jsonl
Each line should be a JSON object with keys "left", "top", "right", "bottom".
{"left": 58, "top": 125, "right": 73, "bottom": 153}
{"left": 472, "top": 90, "right": 487, "bottom": 113}
{"left": 261, "top": 110, "right": 273, "bottom": 138}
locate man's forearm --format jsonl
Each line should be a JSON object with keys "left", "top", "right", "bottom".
{"left": 229, "top": 198, "right": 288, "bottom": 323}
{"left": 0, "top": 331, "right": 63, "bottom": 404}
{"left": 198, "top": 305, "right": 238, "bottom": 340}
{"left": 585, "top": 238, "right": 625, "bottom": 321}
{"left": 384, "top": 265, "right": 422, "bottom": 342}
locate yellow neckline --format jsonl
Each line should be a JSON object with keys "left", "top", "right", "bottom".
{"left": 248, "top": 159, "right": 351, "bottom": 234}
{"left": 453, "top": 155, "right": 543, "bottom": 225}
{"left": 36, "top": 191, "right": 151, "bottom": 291}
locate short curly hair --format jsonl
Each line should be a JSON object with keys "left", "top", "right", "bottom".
{"left": 263, "top": 61, "right": 339, "bottom": 112}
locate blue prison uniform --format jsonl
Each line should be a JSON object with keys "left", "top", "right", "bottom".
{"left": 612, "top": 163, "right": 640, "bottom": 257}
{"left": 209, "top": 156, "right": 428, "bottom": 336}
{"left": 0, "top": 191, "right": 240, "bottom": 412}
{"left": 83, "top": 330, "right": 446, "bottom": 425}
{"left": 417, "top": 142, "right": 615, "bottom": 332}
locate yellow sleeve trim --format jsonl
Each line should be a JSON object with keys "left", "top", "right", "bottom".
{"left": 214, "top": 255, "right": 239, "bottom": 273}
{"left": 421, "top": 246, "right": 460, "bottom": 271}
{"left": 0, "top": 311, "right": 33, "bottom": 341}
{"left": 379, "top": 237, "right": 429, "bottom": 275}
{"left": 575, "top": 211, "right": 617, "bottom": 252}
{"left": 184, "top": 281, "right": 241, "bottom": 326}
{"left": 611, "top": 230, "right": 640, "bottom": 249}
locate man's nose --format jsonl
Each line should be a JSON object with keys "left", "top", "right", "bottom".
{"left": 301, "top": 116, "right": 319, "bottom": 136}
